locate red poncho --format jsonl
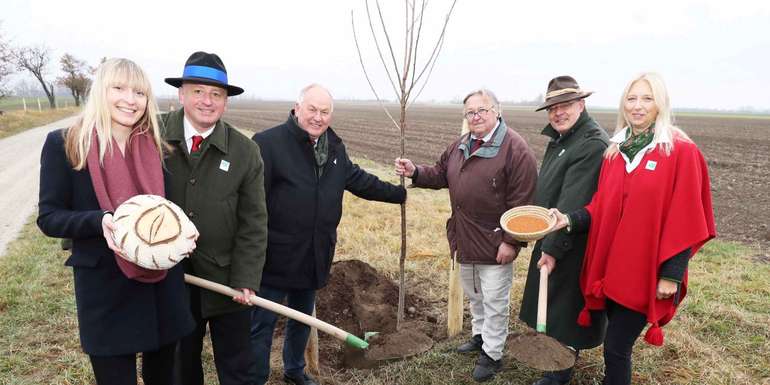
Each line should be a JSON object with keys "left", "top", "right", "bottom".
{"left": 577, "top": 138, "right": 716, "bottom": 346}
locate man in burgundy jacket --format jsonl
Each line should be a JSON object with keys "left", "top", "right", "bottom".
{"left": 395, "top": 88, "right": 537, "bottom": 382}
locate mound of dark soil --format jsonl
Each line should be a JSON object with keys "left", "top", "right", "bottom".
{"left": 315, "top": 259, "right": 439, "bottom": 369}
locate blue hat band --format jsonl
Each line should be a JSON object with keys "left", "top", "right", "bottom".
{"left": 182, "top": 65, "right": 228, "bottom": 84}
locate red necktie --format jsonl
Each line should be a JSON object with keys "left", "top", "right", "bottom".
{"left": 191, "top": 135, "right": 204, "bottom": 153}
{"left": 470, "top": 138, "right": 484, "bottom": 153}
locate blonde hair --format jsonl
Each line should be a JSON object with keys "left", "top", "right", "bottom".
{"left": 605, "top": 72, "right": 691, "bottom": 158}
{"left": 65, "top": 58, "right": 164, "bottom": 170}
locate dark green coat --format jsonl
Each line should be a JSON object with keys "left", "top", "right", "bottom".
{"left": 519, "top": 110, "right": 609, "bottom": 349}
{"left": 161, "top": 109, "right": 267, "bottom": 318}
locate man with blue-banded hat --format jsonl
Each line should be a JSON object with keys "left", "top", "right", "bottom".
{"left": 162, "top": 51, "right": 268, "bottom": 385}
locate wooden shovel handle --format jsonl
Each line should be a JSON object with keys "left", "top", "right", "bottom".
{"left": 536, "top": 265, "right": 548, "bottom": 333}
{"left": 184, "top": 274, "right": 368, "bottom": 349}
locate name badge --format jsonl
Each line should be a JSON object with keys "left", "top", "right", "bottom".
{"left": 645, "top": 160, "right": 657, "bottom": 171}
{"left": 219, "top": 160, "right": 230, "bottom": 172}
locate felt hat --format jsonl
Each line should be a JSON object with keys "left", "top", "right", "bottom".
{"left": 535, "top": 75, "right": 592, "bottom": 111}
{"left": 165, "top": 51, "right": 244, "bottom": 96}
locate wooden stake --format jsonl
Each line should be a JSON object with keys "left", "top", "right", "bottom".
{"left": 447, "top": 250, "right": 463, "bottom": 337}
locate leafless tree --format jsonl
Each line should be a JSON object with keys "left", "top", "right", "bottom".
{"left": 58, "top": 53, "right": 92, "bottom": 106}
{"left": 352, "top": 0, "right": 457, "bottom": 329}
{"left": 0, "top": 24, "right": 14, "bottom": 99}
{"left": 11, "top": 45, "right": 56, "bottom": 108}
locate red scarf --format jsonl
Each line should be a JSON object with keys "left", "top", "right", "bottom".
{"left": 577, "top": 139, "right": 716, "bottom": 345}
{"left": 87, "top": 128, "right": 167, "bottom": 283}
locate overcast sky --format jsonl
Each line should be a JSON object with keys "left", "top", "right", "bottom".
{"left": 3, "top": 0, "right": 769, "bottom": 110}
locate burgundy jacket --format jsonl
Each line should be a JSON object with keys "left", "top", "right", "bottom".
{"left": 413, "top": 119, "right": 538, "bottom": 264}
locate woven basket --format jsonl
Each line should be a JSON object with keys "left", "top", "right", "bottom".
{"left": 499, "top": 205, "right": 556, "bottom": 242}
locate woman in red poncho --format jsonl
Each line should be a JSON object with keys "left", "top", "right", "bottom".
{"left": 550, "top": 72, "right": 716, "bottom": 385}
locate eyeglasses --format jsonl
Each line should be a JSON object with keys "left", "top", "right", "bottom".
{"left": 464, "top": 107, "right": 495, "bottom": 120}
{"left": 546, "top": 100, "right": 577, "bottom": 114}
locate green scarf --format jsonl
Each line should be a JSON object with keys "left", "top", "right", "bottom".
{"left": 620, "top": 125, "right": 654, "bottom": 160}
{"left": 292, "top": 113, "right": 328, "bottom": 177}
{"left": 313, "top": 131, "right": 328, "bottom": 178}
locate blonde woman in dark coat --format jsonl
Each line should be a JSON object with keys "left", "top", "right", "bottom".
{"left": 37, "top": 58, "right": 194, "bottom": 385}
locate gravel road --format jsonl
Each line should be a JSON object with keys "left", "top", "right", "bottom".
{"left": 0, "top": 116, "right": 77, "bottom": 257}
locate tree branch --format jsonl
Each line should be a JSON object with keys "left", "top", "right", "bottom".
{"left": 364, "top": 0, "right": 401, "bottom": 100}
{"left": 410, "top": 0, "right": 456, "bottom": 91}
{"left": 352, "top": 10, "right": 400, "bottom": 131}
{"left": 373, "top": 0, "right": 404, "bottom": 94}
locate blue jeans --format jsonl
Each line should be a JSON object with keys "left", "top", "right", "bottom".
{"left": 250, "top": 285, "right": 316, "bottom": 385}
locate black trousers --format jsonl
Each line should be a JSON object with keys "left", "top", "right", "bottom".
{"left": 175, "top": 284, "right": 255, "bottom": 385}
{"left": 89, "top": 342, "right": 176, "bottom": 385}
{"left": 603, "top": 300, "right": 648, "bottom": 385}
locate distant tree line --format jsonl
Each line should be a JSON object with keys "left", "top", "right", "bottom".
{"left": 1, "top": 21, "right": 94, "bottom": 108}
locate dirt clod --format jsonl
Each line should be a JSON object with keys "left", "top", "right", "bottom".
{"left": 507, "top": 332, "right": 576, "bottom": 371}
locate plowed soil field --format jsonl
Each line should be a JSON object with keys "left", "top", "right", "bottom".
{"left": 163, "top": 100, "right": 770, "bottom": 254}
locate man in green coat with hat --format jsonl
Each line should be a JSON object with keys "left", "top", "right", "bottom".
{"left": 519, "top": 75, "right": 609, "bottom": 385}
{"left": 162, "top": 51, "right": 267, "bottom": 385}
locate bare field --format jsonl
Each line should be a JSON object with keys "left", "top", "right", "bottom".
{"left": 160, "top": 100, "right": 770, "bottom": 253}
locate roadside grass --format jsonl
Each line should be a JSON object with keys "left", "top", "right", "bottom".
{"left": 0, "top": 97, "right": 77, "bottom": 111}
{"left": 0, "top": 107, "right": 79, "bottom": 139}
{"left": 0, "top": 158, "right": 767, "bottom": 384}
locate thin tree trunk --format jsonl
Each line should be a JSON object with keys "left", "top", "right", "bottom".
{"left": 397, "top": 103, "right": 407, "bottom": 330}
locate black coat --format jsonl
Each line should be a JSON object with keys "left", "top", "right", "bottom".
{"left": 252, "top": 112, "right": 406, "bottom": 290}
{"left": 37, "top": 130, "right": 194, "bottom": 356}
{"left": 519, "top": 111, "right": 609, "bottom": 349}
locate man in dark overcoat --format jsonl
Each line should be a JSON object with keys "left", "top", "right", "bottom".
{"left": 250, "top": 84, "right": 406, "bottom": 385}
{"left": 519, "top": 76, "right": 609, "bottom": 385}
{"left": 162, "top": 51, "right": 268, "bottom": 385}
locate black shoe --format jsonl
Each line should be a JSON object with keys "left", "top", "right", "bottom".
{"left": 472, "top": 351, "right": 501, "bottom": 382}
{"left": 532, "top": 376, "right": 566, "bottom": 385}
{"left": 283, "top": 372, "right": 318, "bottom": 385}
{"left": 532, "top": 365, "right": 575, "bottom": 385}
{"left": 457, "top": 334, "right": 483, "bottom": 353}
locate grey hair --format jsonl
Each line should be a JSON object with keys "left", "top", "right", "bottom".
{"left": 463, "top": 88, "right": 502, "bottom": 115}
{"left": 296, "top": 83, "right": 334, "bottom": 111}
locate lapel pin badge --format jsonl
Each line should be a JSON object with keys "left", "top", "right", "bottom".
{"left": 645, "top": 160, "right": 657, "bottom": 171}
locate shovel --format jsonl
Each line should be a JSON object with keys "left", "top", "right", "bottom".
{"left": 508, "top": 265, "right": 576, "bottom": 371}
{"left": 109, "top": 196, "right": 368, "bottom": 350}
{"left": 184, "top": 274, "right": 369, "bottom": 349}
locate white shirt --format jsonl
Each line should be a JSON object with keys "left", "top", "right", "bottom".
{"left": 183, "top": 116, "right": 215, "bottom": 153}
{"left": 610, "top": 126, "right": 672, "bottom": 172}
{"left": 470, "top": 120, "right": 499, "bottom": 143}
